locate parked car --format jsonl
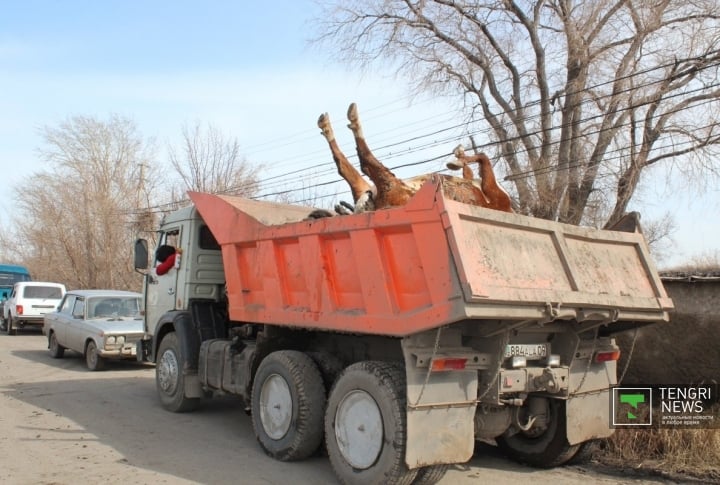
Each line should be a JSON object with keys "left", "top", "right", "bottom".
{"left": 2, "top": 281, "right": 66, "bottom": 335}
{"left": 43, "top": 289, "right": 144, "bottom": 371}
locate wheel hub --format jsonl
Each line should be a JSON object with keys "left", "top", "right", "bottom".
{"left": 158, "top": 349, "right": 179, "bottom": 395}
{"left": 334, "top": 390, "right": 383, "bottom": 469}
{"left": 259, "top": 374, "right": 292, "bottom": 440}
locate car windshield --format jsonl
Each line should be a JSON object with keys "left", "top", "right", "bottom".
{"left": 23, "top": 286, "right": 63, "bottom": 298}
{"left": 89, "top": 296, "right": 142, "bottom": 319}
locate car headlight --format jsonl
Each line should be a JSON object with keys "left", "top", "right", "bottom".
{"left": 106, "top": 336, "right": 116, "bottom": 345}
{"left": 117, "top": 335, "right": 125, "bottom": 345}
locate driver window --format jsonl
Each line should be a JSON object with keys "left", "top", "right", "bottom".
{"left": 72, "top": 298, "right": 85, "bottom": 318}
{"left": 156, "top": 229, "right": 180, "bottom": 263}
{"left": 59, "top": 296, "right": 75, "bottom": 315}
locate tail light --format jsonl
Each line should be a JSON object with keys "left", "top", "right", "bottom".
{"left": 16, "top": 305, "right": 23, "bottom": 315}
{"left": 595, "top": 350, "right": 621, "bottom": 363}
{"left": 431, "top": 357, "right": 467, "bottom": 371}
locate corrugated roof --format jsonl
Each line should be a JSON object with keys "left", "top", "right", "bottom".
{"left": 660, "top": 271, "right": 720, "bottom": 282}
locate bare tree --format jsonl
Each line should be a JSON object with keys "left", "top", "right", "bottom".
{"left": 168, "top": 121, "right": 262, "bottom": 199}
{"left": 314, "top": 0, "right": 720, "bottom": 228}
{"left": 5, "top": 115, "right": 158, "bottom": 290}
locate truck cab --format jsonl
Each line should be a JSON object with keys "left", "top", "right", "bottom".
{"left": 136, "top": 206, "right": 226, "bottom": 390}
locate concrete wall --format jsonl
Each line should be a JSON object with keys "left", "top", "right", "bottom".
{"left": 616, "top": 274, "right": 720, "bottom": 385}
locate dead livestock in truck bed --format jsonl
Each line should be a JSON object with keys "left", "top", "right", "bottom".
{"left": 318, "top": 102, "right": 513, "bottom": 214}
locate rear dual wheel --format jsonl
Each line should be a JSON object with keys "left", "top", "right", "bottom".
{"left": 251, "top": 350, "right": 326, "bottom": 461}
{"left": 495, "top": 398, "right": 583, "bottom": 468}
{"left": 325, "top": 361, "right": 419, "bottom": 485}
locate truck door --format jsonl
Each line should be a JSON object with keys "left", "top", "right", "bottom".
{"left": 145, "top": 227, "right": 183, "bottom": 336}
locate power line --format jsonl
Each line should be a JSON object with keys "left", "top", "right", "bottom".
{"left": 122, "top": 52, "right": 720, "bottom": 215}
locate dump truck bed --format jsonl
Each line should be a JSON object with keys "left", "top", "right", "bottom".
{"left": 189, "top": 177, "right": 672, "bottom": 337}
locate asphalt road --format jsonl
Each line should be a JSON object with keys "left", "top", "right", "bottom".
{"left": 0, "top": 330, "right": 679, "bottom": 485}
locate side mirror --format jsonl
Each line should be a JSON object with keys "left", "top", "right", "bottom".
{"left": 134, "top": 239, "right": 149, "bottom": 270}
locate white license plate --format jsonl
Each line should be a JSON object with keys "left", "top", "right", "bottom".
{"left": 505, "top": 344, "right": 548, "bottom": 359}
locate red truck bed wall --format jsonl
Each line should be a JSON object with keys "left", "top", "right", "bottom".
{"left": 189, "top": 177, "right": 671, "bottom": 337}
{"left": 190, "top": 181, "right": 466, "bottom": 336}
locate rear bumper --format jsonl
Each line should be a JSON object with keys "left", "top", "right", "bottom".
{"left": 12, "top": 316, "right": 44, "bottom": 326}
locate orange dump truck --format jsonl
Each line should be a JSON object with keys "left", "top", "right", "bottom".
{"left": 134, "top": 176, "right": 672, "bottom": 485}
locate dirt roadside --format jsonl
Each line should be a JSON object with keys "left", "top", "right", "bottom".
{"left": 0, "top": 331, "right": 681, "bottom": 485}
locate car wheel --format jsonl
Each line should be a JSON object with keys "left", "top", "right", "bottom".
{"left": 85, "top": 340, "right": 106, "bottom": 371}
{"left": 7, "top": 317, "right": 17, "bottom": 336}
{"left": 156, "top": 332, "right": 200, "bottom": 412}
{"left": 251, "top": 350, "right": 326, "bottom": 461}
{"left": 49, "top": 332, "right": 65, "bottom": 358}
{"left": 495, "top": 398, "right": 583, "bottom": 468}
{"left": 325, "top": 361, "right": 417, "bottom": 485}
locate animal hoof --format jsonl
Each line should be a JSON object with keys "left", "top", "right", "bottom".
{"left": 318, "top": 113, "right": 334, "bottom": 139}
{"left": 453, "top": 144, "right": 466, "bottom": 158}
{"left": 346, "top": 102, "right": 361, "bottom": 132}
{"left": 347, "top": 103, "right": 358, "bottom": 122}
{"left": 446, "top": 161, "right": 465, "bottom": 170}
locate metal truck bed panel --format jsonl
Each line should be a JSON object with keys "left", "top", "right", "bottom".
{"left": 188, "top": 177, "right": 671, "bottom": 337}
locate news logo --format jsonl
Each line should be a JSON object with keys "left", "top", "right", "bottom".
{"left": 612, "top": 387, "right": 652, "bottom": 426}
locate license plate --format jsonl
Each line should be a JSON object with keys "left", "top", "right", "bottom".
{"left": 505, "top": 344, "right": 548, "bottom": 359}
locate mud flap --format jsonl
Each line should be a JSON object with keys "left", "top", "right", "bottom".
{"left": 185, "top": 373, "right": 203, "bottom": 398}
{"left": 566, "top": 390, "right": 614, "bottom": 444}
{"left": 404, "top": 367, "right": 477, "bottom": 468}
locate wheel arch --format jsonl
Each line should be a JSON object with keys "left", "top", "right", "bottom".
{"left": 152, "top": 310, "right": 199, "bottom": 369}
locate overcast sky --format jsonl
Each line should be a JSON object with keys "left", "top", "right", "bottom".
{"left": 1, "top": 0, "right": 717, "bottom": 269}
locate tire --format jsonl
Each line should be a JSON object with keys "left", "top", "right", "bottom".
{"left": 7, "top": 317, "right": 17, "bottom": 336}
{"left": 495, "top": 398, "right": 583, "bottom": 468}
{"left": 251, "top": 350, "right": 325, "bottom": 461}
{"left": 307, "top": 351, "right": 344, "bottom": 392}
{"left": 49, "top": 332, "right": 65, "bottom": 358}
{"left": 85, "top": 340, "right": 106, "bottom": 371}
{"left": 412, "top": 465, "right": 449, "bottom": 485}
{"left": 156, "top": 332, "right": 200, "bottom": 412}
{"left": 325, "top": 361, "right": 417, "bottom": 485}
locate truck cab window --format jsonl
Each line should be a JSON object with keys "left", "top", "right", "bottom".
{"left": 199, "top": 225, "right": 220, "bottom": 250}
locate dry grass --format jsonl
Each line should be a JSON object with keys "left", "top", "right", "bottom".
{"left": 589, "top": 426, "right": 720, "bottom": 481}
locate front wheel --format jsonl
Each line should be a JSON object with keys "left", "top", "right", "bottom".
{"left": 156, "top": 332, "right": 200, "bottom": 412}
{"left": 85, "top": 340, "right": 106, "bottom": 371}
{"left": 495, "top": 398, "right": 583, "bottom": 468}
{"left": 325, "top": 361, "right": 417, "bottom": 485}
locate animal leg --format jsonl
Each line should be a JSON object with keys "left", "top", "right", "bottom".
{"left": 318, "top": 112, "right": 372, "bottom": 203}
{"left": 346, "top": 103, "right": 415, "bottom": 208}
{"left": 446, "top": 145, "right": 475, "bottom": 180}
{"left": 462, "top": 152, "right": 513, "bottom": 213}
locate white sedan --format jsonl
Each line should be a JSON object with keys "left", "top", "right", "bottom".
{"left": 43, "top": 289, "right": 145, "bottom": 371}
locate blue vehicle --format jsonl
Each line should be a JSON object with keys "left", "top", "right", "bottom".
{"left": 0, "top": 263, "right": 32, "bottom": 303}
{"left": 0, "top": 264, "right": 32, "bottom": 331}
